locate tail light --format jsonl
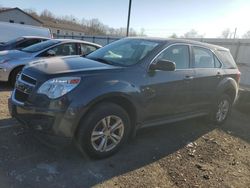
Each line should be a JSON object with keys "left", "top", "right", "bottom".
{"left": 236, "top": 71, "right": 241, "bottom": 84}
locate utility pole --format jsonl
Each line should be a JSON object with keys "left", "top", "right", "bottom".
{"left": 233, "top": 27, "right": 237, "bottom": 39}
{"left": 126, "top": 0, "right": 132, "bottom": 37}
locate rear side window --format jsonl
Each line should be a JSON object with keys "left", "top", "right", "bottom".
{"left": 215, "top": 50, "right": 237, "bottom": 69}
{"left": 193, "top": 47, "right": 214, "bottom": 68}
{"left": 50, "top": 43, "right": 77, "bottom": 56}
{"left": 16, "top": 39, "right": 41, "bottom": 49}
{"left": 214, "top": 55, "right": 222, "bottom": 68}
{"left": 156, "top": 45, "right": 189, "bottom": 69}
{"left": 80, "top": 44, "right": 97, "bottom": 55}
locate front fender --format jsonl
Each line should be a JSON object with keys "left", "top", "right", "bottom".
{"left": 68, "top": 77, "right": 144, "bottom": 136}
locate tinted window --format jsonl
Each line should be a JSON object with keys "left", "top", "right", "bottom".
{"left": 49, "top": 43, "right": 77, "bottom": 56}
{"left": 80, "top": 44, "right": 97, "bottom": 55}
{"left": 87, "top": 38, "right": 159, "bottom": 66}
{"left": 214, "top": 55, "right": 222, "bottom": 68}
{"left": 16, "top": 39, "right": 41, "bottom": 48}
{"left": 193, "top": 47, "right": 214, "bottom": 68}
{"left": 156, "top": 45, "right": 189, "bottom": 69}
{"left": 22, "top": 40, "right": 60, "bottom": 53}
{"left": 215, "top": 50, "right": 237, "bottom": 69}
{"left": 5, "top": 37, "right": 24, "bottom": 45}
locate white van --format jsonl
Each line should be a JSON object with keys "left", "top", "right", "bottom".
{"left": 0, "top": 22, "right": 52, "bottom": 42}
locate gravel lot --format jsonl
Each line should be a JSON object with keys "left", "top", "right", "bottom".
{"left": 0, "top": 83, "right": 249, "bottom": 188}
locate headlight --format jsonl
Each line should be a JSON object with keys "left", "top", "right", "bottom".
{"left": 37, "top": 77, "right": 81, "bottom": 99}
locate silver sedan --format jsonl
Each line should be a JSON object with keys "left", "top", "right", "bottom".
{"left": 0, "top": 39, "right": 101, "bottom": 86}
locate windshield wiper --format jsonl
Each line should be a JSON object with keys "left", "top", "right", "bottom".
{"left": 89, "top": 57, "right": 115, "bottom": 65}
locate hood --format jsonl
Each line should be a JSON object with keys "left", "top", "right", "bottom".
{"left": 0, "top": 50, "right": 32, "bottom": 62}
{"left": 24, "top": 56, "right": 121, "bottom": 76}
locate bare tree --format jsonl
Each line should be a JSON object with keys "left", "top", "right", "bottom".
{"left": 40, "top": 9, "right": 55, "bottom": 21}
{"left": 169, "top": 33, "right": 178, "bottom": 38}
{"left": 221, "top": 28, "right": 231, "bottom": 38}
{"left": 183, "top": 29, "right": 202, "bottom": 38}
{"left": 242, "top": 31, "right": 250, "bottom": 39}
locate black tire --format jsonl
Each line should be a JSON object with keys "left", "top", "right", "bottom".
{"left": 76, "top": 102, "right": 131, "bottom": 159}
{"left": 209, "top": 94, "right": 232, "bottom": 125}
{"left": 9, "top": 67, "right": 23, "bottom": 87}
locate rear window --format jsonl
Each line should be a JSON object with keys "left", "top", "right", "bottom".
{"left": 215, "top": 50, "right": 237, "bottom": 69}
{"left": 21, "top": 40, "right": 59, "bottom": 53}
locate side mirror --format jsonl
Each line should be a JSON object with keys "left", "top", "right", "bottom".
{"left": 150, "top": 59, "right": 176, "bottom": 71}
{"left": 47, "top": 49, "right": 56, "bottom": 56}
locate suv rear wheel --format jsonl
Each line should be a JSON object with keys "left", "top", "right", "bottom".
{"left": 76, "top": 102, "right": 131, "bottom": 159}
{"left": 210, "top": 94, "right": 232, "bottom": 125}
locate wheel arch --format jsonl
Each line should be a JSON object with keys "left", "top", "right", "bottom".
{"left": 216, "top": 77, "right": 238, "bottom": 103}
{"left": 8, "top": 65, "right": 25, "bottom": 81}
{"left": 73, "top": 93, "right": 139, "bottom": 138}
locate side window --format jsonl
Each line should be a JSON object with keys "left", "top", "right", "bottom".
{"left": 80, "top": 44, "right": 97, "bottom": 55}
{"left": 49, "top": 43, "right": 77, "bottom": 56}
{"left": 193, "top": 47, "right": 214, "bottom": 68}
{"left": 16, "top": 39, "right": 41, "bottom": 49}
{"left": 214, "top": 55, "right": 222, "bottom": 68}
{"left": 156, "top": 45, "right": 189, "bottom": 69}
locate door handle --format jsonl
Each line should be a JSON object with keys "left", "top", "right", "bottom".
{"left": 184, "top": 75, "right": 194, "bottom": 81}
{"left": 217, "top": 71, "right": 222, "bottom": 78}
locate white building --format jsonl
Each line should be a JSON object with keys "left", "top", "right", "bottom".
{"left": 0, "top": 7, "right": 85, "bottom": 37}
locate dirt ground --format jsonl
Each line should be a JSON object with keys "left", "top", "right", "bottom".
{"left": 0, "top": 84, "right": 250, "bottom": 188}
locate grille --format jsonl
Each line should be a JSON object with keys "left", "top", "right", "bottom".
{"left": 21, "top": 74, "right": 37, "bottom": 85}
{"left": 14, "top": 73, "right": 36, "bottom": 103}
{"left": 14, "top": 89, "right": 29, "bottom": 103}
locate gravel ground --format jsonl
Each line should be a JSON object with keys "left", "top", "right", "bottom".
{"left": 0, "top": 84, "right": 249, "bottom": 188}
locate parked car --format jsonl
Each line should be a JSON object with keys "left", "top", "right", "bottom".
{"left": 0, "top": 39, "right": 102, "bottom": 86}
{"left": 9, "top": 37, "right": 240, "bottom": 159}
{"left": 0, "top": 21, "right": 52, "bottom": 43}
{"left": 0, "top": 36, "right": 49, "bottom": 51}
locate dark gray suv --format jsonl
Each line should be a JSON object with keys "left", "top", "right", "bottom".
{"left": 9, "top": 38, "right": 240, "bottom": 159}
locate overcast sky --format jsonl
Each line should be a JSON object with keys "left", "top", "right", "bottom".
{"left": 1, "top": 0, "right": 250, "bottom": 38}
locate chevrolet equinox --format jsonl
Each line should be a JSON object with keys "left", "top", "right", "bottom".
{"left": 9, "top": 38, "right": 240, "bottom": 159}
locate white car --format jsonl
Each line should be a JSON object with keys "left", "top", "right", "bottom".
{"left": 0, "top": 39, "right": 102, "bottom": 86}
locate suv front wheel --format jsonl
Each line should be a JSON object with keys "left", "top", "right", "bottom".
{"left": 76, "top": 102, "right": 131, "bottom": 159}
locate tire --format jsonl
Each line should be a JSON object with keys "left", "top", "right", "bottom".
{"left": 76, "top": 102, "right": 131, "bottom": 159}
{"left": 209, "top": 94, "right": 232, "bottom": 125}
{"left": 9, "top": 67, "right": 23, "bottom": 87}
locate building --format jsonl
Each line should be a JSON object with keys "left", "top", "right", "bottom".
{"left": 0, "top": 7, "right": 42, "bottom": 26}
{"left": 0, "top": 7, "right": 85, "bottom": 37}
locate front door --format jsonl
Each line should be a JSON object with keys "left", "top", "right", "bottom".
{"left": 144, "top": 44, "right": 195, "bottom": 121}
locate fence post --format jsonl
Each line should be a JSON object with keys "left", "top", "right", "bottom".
{"left": 93, "top": 36, "right": 95, "bottom": 43}
{"left": 234, "top": 41, "right": 241, "bottom": 63}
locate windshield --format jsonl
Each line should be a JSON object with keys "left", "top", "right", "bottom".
{"left": 21, "top": 40, "right": 60, "bottom": 53}
{"left": 86, "top": 38, "right": 160, "bottom": 66}
{"left": 4, "top": 37, "right": 24, "bottom": 45}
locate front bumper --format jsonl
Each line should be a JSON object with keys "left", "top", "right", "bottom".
{"left": 8, "top": 92, "right": 79, "bottom": 142}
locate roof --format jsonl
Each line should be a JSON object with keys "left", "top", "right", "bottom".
{"left": 22, "top": 36, "right": 50, "bottom": 39}
{"left": 49, "top": 38, "right": 102, "bottom": 47}
{"left": 128, "top": 37, "right": 229, "bottom": 51}
{"left": 0, "top": 7, "right": 43, "bottom": 24}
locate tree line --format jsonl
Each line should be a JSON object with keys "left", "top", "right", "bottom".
{"left": 24, "top": 9, "right": 145, "bottom": 37}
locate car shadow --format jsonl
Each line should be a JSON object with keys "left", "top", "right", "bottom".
{"left": 0, "top": 81, "right": 12, "bottom": 92}
{"left": 0, "top": 116, "right": 216, "bottom": 187}
{"left": 220, "top": 109, "right": 250, "bottom": 143}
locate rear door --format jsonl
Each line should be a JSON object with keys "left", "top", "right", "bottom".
{"left": 190, "top": 46, "right": 223, "bottom": 111}
{"left": 144, "top": 44, "right": 196, "bottom": 121}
